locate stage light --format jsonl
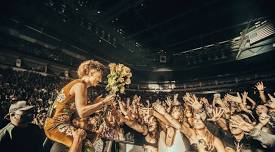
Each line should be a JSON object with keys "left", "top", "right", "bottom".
{"left": 153, "top": 68, "right": 172, "bottom": 72}
{"left": 148, "top": 84, "right": 160, "bottom": 90}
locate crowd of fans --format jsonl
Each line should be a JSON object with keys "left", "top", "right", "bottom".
{"left": 0, "top": 68, "right": 67, "bottom": 128}
{"left": 70, "top": 82, "right": 275, "bottom": 151}
{"left": 100, "top": 81, "right": 275, "bottom": 152}
{"left": 1, "top": 68, "right": 275, "bottom": 152}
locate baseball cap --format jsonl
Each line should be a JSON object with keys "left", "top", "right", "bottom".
{"left": 5, "top": 101, "right": 34, "bottom": 119}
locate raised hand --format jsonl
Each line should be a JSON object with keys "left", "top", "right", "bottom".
{"left": 255, "top": 82, "right": 267, "bottom": 104}
{"left": 103, "top": 94, "right": 116, "bottom": 105}
{"left": 268, "top": 93, "right": 275, "bottom": 102}
{"left": 225, "top": 93, "right": 242, "bottom": 104}
{"left": 97, "top": 121, "right": 109, "bottom": 135}
{"left": 229, "top": 115, "right": 254, "bottom": 132}
{"left": 241, "top": 91, "right": 248, "bottom": 104}
{"left": 152, "top": 101, "right": 166, "bottom": 115}
{"left": 146, "top": 100, "right": 150, "bottom": 108}
{"left": 106, "top": 111, "right": 116, "bottom": 126}
{"left": 115, "top": 109, "right": 127, "bottom": 124}
{"left": 225, "top": 92, "right": 253, "bottom": 115}
{"left": 183, "top": 92, "right": 191, "bottom": 102}
{"left": 165, "top": 96, "right": 173, "bottom": 112}
{"left": 207, "top": 107, "right": 224, "bottom": 122}
{"left": 118, "top": 100, "right": 128, "bottom": 116}
{"left": 242, "top": 92, "right": 256, "bottom": 110}
{"left": 186, "top": 94, "right": 203, "bottom": 110}
{"left": 173, "top": 94, "right": 179, "bottom": 103}
{"left": 132, "top": 95, "right": 141, "bottom": 104}
{"left": 213, "top": 93, "right": 225, "bottom": 107}
{"left": 140, "top": 107, "right": 154, "bottom": 123}
{"left": 266, "top": 93, "right": 275, "bottom": 109}
{"left": 258, "top": 113, "right": 270, "bottom": 126}
{"left": 72, "top": 128, "right": 87, "bottom": 141}
{"left": 255, "top": 81, "right": 265, "bottom": 91}
{"left": 200, "top": 97, "right": 210, "bottom": 106}
{"left": 126, "top": 98, "right": 131, "bottom": 109}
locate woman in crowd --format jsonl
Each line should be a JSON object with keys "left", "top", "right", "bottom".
{"left": 153, "top": 97, "right": 225, "bottom": 152}
{"left": 153, "top": 95, "right": 191, "bottom": 152}
{"left": 117, "top": 96, "right": 162, "bottom": 152}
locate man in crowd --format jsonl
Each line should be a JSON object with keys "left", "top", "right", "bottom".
{"left": 0, "top": 100, "right": 45, "bottom": 152}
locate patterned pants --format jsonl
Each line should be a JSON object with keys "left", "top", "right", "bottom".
{"left": 44, "top": 117, "right": 75, "bottom": 147}
{"left": 44, "top": 117, "right": 99, "bottom": 151}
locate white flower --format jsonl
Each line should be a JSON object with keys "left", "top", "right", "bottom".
{"left": 106, "top": 63, "right": 132, "bottom": 94}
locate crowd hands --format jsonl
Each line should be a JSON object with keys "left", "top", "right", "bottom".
{"left": 2, "top": 68, "right": 275, "bottom": 152}
{"left": 76, "top": 81, "right": 275, "bottom": 152}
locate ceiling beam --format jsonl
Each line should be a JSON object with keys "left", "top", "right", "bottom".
{"left": 126, "top": 0, "right": 221, "bottom": 39}
{"left": 161, "top": 20, "right": 257, "bottom": 51}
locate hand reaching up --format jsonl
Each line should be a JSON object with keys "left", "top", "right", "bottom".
{"left": 152, "top": 101, "right": 166, "bottom": 115}
{"left": 266, "top": 93, "right": 275, "bottom": 109}
{"left": 255, "top": 81, "right": 265, "bottom": 91}
{"left": 229, "top": 115, "right": 254, "bottom": 132}
{"left": 241, "top": 91, "right": 248, "bottom": 104}
{"left": 258, "top": 113, "right": 270, "bottom": 126}
{"left": 207, "top": 107, "right": 224, "bottom": 122}
{"left": 103, "top": 94, "right": 116, "bottom": 105}
{"left": 225, "top": 93, "right": 242, "bottom": 104}
{"left": 186, "top": 94, "right": 203, "bottom": 110}
{"left": 72, "top": 128, "right": 87, "bottom": 141}
{"left": 165, "top": 96, "right": 173, "bottom": 112}
{"left": 200, "top": 97, "right": 209, "bottom": 105}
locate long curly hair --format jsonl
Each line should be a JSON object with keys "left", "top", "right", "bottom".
{"left": 77, "top": 60, "right": 105, "bottom": 78}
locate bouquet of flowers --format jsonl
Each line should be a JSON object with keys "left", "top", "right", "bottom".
{"left": 106, "top": 63, "right": 132, "bottom": 94}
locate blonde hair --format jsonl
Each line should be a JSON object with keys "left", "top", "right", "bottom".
{"left": 77, "top": 60, "right": 105, "bottom": 78}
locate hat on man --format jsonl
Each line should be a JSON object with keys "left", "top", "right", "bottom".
{"left": 5, "top": 101, "right": 34, "bottom": 119}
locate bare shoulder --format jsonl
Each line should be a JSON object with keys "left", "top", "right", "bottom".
{"left": 70, "top": 82, "right": 86, "bottom": 95}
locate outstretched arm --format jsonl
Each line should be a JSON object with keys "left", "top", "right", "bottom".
{"left": 207, "top": 107, "right": 229, "bottom": 131}
{"left": 123, "top": 119, "right": 148, "bottom": 135}
{"left": 151, "top": 110, "right": 170, "bottom": 126}
{"left": 246, "top": 96, "right": 256, "bottom": 109}
{"left": 153, "top": 103, "right": 193, "bottom": 138}
{"left": 214, "top": 137, "right": 226, "bottom": 152}
{"left": 73, "top": 83, "right": 114, "bottom": 118}
{"left": 69, "top": 129, "right": 86, "bottom": 152}
{"left": 164, "top": 112, "right": 194, "bottom": 138}
{"left": 255, "top": 82, "right": 267, "bottom": 104}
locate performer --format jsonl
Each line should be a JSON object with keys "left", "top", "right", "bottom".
{"left": 44, "top": 60, "right": 115, "bottom": 151}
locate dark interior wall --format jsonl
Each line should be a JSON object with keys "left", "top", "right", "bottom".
{"left": 132, "top": 50, "right": 275, "bottom": 82}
